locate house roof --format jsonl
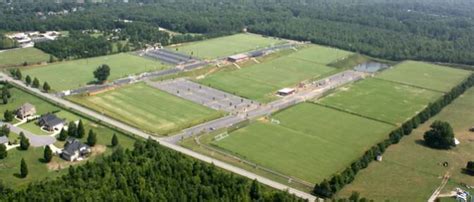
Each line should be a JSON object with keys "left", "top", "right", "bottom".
{"left": 228, "top": 54, "right": 249, "bottom": 60}
{"left": 18, "top": 103, "right": 35, "bottom": 113}
{"left": 39, "top": 113, "right": 64, "bottom": 127}
{"left": 277, "top": 88, "right": 295, "bottom": 94}
{"left": 63, "top": 138, "right": 89, "bottom": 155}
{"left": 0, "top": 135, "right": 8, "bottom": 144}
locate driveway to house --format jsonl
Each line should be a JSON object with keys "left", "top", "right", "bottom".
{"left": 0, "top": 121, "right": 56, "bottom": 147}
{"left": 0, "top": 72, "right": 317, "bottom": 202}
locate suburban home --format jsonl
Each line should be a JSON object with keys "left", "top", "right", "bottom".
{"left": 16, "top": 103, "right": 36, "bottom": 119}
{"left": 0, "top": 136, "right": 8, "bottom": 145}
{"left": 38, "top": 113, "right": 65, "bottom": 132}
{"left": 61, "top": 138, "right": 91, "bottom": 162}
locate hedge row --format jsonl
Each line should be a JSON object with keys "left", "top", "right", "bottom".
{"left": 313, "top": 73, "right": 474, "bottom": 198}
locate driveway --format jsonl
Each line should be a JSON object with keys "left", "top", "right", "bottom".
{"left": 0, "top": 121, "right": 56, "bottom": 147}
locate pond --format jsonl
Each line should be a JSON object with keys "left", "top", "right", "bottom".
{"left": 354, "top": 61, "right": 389, "bottom": 73}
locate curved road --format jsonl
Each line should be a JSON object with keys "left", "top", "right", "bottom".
{"left": 1, "top": 73, "right": 317, "bottom": 201}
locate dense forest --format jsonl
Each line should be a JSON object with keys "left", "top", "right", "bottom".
{"left": 1, "top": 0, "right": 474, "bottom": 64}
{"left": 0, "top": 139, "right": 304, "bottom": 201}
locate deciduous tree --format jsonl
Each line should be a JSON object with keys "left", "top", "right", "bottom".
{"left": 423, "top": 121, "right": 455, "bottom": 149}
{"left": 43, "top": 146, "right": 53, "bottom": 163}
{"left": 93, "top": 64, "right": 110, "bottom": 84}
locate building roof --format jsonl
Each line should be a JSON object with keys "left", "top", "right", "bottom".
{"left": 63, "top": 138, "right": 89, "bottom": 155}
{"left": 277, "top": 88, "right": 295, "bottom": 94}
{"left": 0, "top": 136, "right": 8, "bottom": 144}
{"left": 39, "top": 113, "right": 64, "bottom": 127}
{"left": 18, "top": 103, "right": 35, "bottom": 113}
{"left": 228, "top": 54, "right": 249, "bottom": 60}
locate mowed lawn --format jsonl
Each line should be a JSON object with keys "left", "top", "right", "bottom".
{"left": 287, "top": 44, "right": 353, "bottom": 65}
{"left": 0, "top": 47, "right": 50, "bottom": 67}
{"left": 0, "top": 87, "right": 136, "bottom": 189}
{"left": 68, "top": 83, "right": 223, "bottom": 135}
{"left": 338, "top": 88, "right": 474, "bottom": 201}
{"left": 171, "top": 33, "right": 283, "bottom": 59}
{"left": 377, "top": 61, "right": 471, "bottom": 92}
{"left": 199, "top": 46, "right": 337, "bottom": 102}
{"left": 213, "top": 103, "right": 394, "bottom": 183}
{"left": 318, "top": 78, "right": 443, "bottom": 125}
{"left": 23, "top": 53, "right": 169, "bottom": 91}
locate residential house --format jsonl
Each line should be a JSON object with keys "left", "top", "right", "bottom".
{"left": 61, "top": 138, "right": 91, "bottom": 161}
{"left": 38, "top": 113, "right": 65, "bottom": 132}
{"left": 16, "top": 103, "right": 36, "bottom": 119}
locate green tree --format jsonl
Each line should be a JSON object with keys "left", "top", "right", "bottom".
{"left": 111, "top": 133, "right": 119, "bottom": 147}
{"left": 57, "top": 128, "right": 68, "bottom": 141}
{"left": 3, "top": 110, "right": 13, "bottom": 122}
{"left": 2, "top": 86, "right": 11, "bottom": 98}
{"left": 93, "top": 64, "right": 110, "bottom": 84}
{"left": 43, "top": 146, "right": 53, "bottom": 163}
{"left": 42, "top": 82, "right": 51, "bottom": 93}
{"left": 32, "top": 78, "right": 40, "bottom": 88}
{"left": 76, "top": 120, "right": 85, "bottom": 138}
{"left": 2, "top": 95, "right": 8, "bottom": 105}
{"left": 0, "top": 144, "right": 7, "bottom": 159}
{"left": 0, "top": 125, "right": 9, "bottom": 137}
{"left": 423, "top": 121, "right": 456, "bottom": 149}
{"left": 87, "top": 129, "right": 97, "bottom": 147}
{"left": 19, "top": 132, "right": 30, "bottom": 150}
{"left": 313, "top": 179, "right": 333, "bottom": 198}
{"left": 466, "top": 161, "right": 474, "bottom": 175}
{"left": 249, "top": 179, "right": 262, "bottom": 201}
{"left": 67, "top": 121, "right": 77, "bottom": 137}
{"left": 49, "top": 55, "right": 55, "bottom": 63}
{"left": 20, "top": 158, "right": 28, "bottom": 178}
{"left": 25, "top": 75, "right": 32, "bottom": 86}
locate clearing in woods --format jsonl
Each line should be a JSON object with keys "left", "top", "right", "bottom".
{"left": 0, "top": 47, "right": 50, "bottom": 67}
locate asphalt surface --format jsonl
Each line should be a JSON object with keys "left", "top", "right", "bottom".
{"left": 147, "top": 78, "right": 259, "bottom": 112}
{"left": 1, "top": 73, "right": 317, "bottom": 201}
{"left": 0, "top": 121, "right": 55, "bottom": 147}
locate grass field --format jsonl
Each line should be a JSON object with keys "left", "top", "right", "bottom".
{"left": 318, "top": 78, "right": 443, "bottom": 124}
{"left": 377, "top": 61, "right": 471, "bottom": 92}
{"left": 171, "top": 33, "right": 283, "bottom": 59}
{"left": 0, "top": 48, "right": 50, "bottom": 67}
{"left": 68, "top": 83, "right": 224, "bottom": 135}
{"left": 23, "top": 53, "right": 169, "bottom": 91}
{"left": 198, "top": 46, "right": 340, "bottom": 102}
{"left": 338, "top": 87, "right": 474, "bottom": 201}
{"left": 286, "top": 44, "right": 353, "bottom": 65}
{"left": 0, "top": 87, "right": 136, "bottom": 189}
{"left": 212, "top": 103, "right": 394, "bottom": 184}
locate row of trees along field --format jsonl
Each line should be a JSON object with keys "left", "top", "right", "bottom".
{"left": 2, "top": 0, "right": 474, "bottom": 65}
{"left": 313, "top": 73, "right": 474, "bottom": 198}
{"left": 0, "top": 139, "right": 304, "bottom": 201}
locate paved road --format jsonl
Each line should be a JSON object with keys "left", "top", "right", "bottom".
{"left": 0, "top": 121, "right": 55, "bottom": 147}
{"left": 1, "top": 73, "right": 316, "bottom": 201}
{"left": 163, "top": 70, "right": 366, "bottom": 143}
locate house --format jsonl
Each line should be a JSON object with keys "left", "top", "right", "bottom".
{"left": 0, "top": 136, "right": 8, "bottom": 145}
{"left": 227, "top": 54, "right": 249, "bottom": 63}
{"left": 277, "top": 88, "right": 296, "bottom": 96}
{"left": 38, "top": 113, "right": 65, "bottom": 132}
{"left": 61, "top": 138, "right": 91, "bottom": 161}
{"left": 16, "top": 103, "right": 36, "bottom": 119}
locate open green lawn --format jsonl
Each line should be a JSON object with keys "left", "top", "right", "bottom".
{"left": 338, "top": 87, "right": 474, "bottom": 202}
{"left": 287, "top": 44, "right": 353, "bottom": 65}
{"left": 171, "top": 33, "right": 283, "bottom": 59}
{"left": 377, "top": 61, "right": 471, "bottom": 92}
{"left": 23, "top": 53, "right": 169, "bottom": 91}
{"left": 68, "top": 83, "right": 224, "bottom": 135}
{"left": 0, "top": 87, "right": 136, "bottom": 189}
{"left": 198, "top": 46, "right": 338, "bottom": 102}
{"left": 0, "top": 48, "right": 50, "bottom": 67}
{"left": 213, "top": 103, "right": 394, "bottom": 184}
{"left": 318, "top": 78, "right": 443, "bottom": 125}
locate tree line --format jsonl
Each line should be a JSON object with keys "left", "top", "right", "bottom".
{"left": 0, "top": 139, "right": 305, "bottom": 201}
{"left": 313, "top": 73, "right": 474, "bottom": 198}
{"left": 2, "top": 1, "right": 474, "bottom": 64}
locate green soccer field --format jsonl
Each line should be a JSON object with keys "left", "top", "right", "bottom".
{"left": 198, "top": 46, "right": 342, "bottom": 102}
{"left": 0, "top": 48, "right": 50, "bottom": 67}
{"left": 287, "top": 44, "right": 353, "bottom": 65}
{"left": 318, "top": 78, "right": 443, "bottom": 125}
{"left": 23, "top": 53, "right": 170, "bottom": 91}
{"left": 171, "top": 33, "right": 283, "bottom": 59}
{"left": 338, "top": 88, "right": 474, "bottom": 201}
{"left": 377, "top": 61, "right": 471, "bottom": 92}
{"left": 68, "top": 83, "right": 224, "bottom": 135}
{"left": 213, "top": 103, "right": 394, "bottom": 184}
